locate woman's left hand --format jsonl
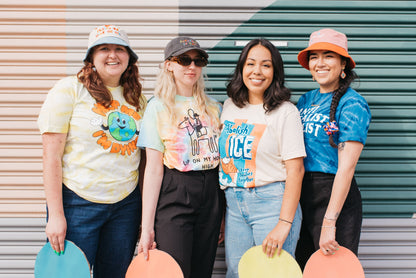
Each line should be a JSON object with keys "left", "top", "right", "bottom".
{"left": 319, "top": 224, "right": 339, "bottom": 255}
{"left": 262, "top": 221, "right": 291, "bottom": 258}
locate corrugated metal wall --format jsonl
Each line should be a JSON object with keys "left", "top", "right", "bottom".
{"left": 202, "top": 1, "right": 416, "bottom": 276}
{"left": 0, "top": 0, "right": 183, "bottom": 215}
{"left": 0, "top": 0, "right": 415, "bottom": 277}
{"left": 203, "top": 0, "right": 416, "bottom": 219}
{"left": 0, "top": 0, "right": 67, "bottom": 218}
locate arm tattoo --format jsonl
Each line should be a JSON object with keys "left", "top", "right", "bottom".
{"left": 338, "top": 142, "right": 345, "bottom": 150}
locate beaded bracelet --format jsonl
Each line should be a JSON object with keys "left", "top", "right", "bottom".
{"left": 279, "top": 218, "right": 293, "bottom": 225}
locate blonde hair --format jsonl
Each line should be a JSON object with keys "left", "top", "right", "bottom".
{"left": 154, "top": 62, "right": 220, "bottom": 129}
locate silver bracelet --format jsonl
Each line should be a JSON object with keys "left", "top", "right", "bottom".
{"left": 324, "top": 215, "right": 337, "bottom": 221}
{"left": 321, "top": 225, "right": 336, "bottom": 229}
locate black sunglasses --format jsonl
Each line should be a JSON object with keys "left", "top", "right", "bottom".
{"left": 170, "top": 55, "right": 208, "bottom": 67}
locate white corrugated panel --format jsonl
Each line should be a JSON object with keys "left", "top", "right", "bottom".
{"left": 0, "top": 1, "right": 183, "bottom": 276}
{"left": 0, "top": 218, "right": 45, "bottom": 278}
{"left": 0, "top": 0, "right": 182, "bottom": 215}
{"left": 0, "top": 0, "right": 67, "bottom": 218}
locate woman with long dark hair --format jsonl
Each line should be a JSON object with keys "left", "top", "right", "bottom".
{"left": 295, "top": 28, "right": 371, "bottom": 269}
{"left": 219, "top": 38, "right": 306, "bottom": 278}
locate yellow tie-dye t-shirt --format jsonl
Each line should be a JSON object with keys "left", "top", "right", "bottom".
{"left": 37, "top": 76, "right": 147, "bottom": 203}
{"left": 137, "top": 95, "right": 221, "bottom": 171}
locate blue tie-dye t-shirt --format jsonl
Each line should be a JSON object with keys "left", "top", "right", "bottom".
{"left": 296, "top": 87, "right": 371, "bottom": 174}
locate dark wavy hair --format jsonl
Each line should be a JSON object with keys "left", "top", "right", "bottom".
{"left": 226, "top": 38, "right": 291, "bottom": 113}
{"left": 77, "top": 46, "right": 144, "bottom": 111}
{"left": 328, "top": 64, "right": 358, "bottom": 148}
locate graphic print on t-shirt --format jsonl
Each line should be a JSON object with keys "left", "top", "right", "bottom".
{"left": 219, "top": 119, "right": 266, "bottom": 187}
{"left": 298, "top": 105, "right": 330, "bottom": 138}
{"left": 178, "top": 108, "right": 219, "bottom": 157}
{"left": 91, "top": 100, "right": 142, "bottom": 156}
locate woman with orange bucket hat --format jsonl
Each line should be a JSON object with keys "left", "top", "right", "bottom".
{"left": 294, "top": 28, "right": 371, "bottom": 269}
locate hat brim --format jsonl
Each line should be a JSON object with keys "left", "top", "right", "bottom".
{"left": 168, "top": 47, "right": 209, "bottom": 60}
{"left": 83, "top": 36, "right": 138, "bottom": 63}
{"left": 297, "top": 42, "right": 355, "bottom": 70}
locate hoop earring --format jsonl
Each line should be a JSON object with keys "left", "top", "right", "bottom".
{"left": 340, "top": 70, "right": 346, "bottom": 79}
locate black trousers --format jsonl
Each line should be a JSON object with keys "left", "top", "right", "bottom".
{"left": 295, "top": 172, "right": 362, "bottom": 270}
{"left": 154, "top": 166, "right": 224, "bottom": 278}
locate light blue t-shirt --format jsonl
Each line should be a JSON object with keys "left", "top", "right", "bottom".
{"left": 296, "top": 87, "right": 371, "bottom": 174}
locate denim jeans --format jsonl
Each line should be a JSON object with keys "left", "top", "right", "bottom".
{"left": 224, "top": 182, "right": 302, "bottom": 278}
{"left": 60, "top": 185, "right": 141, "bottom": 278}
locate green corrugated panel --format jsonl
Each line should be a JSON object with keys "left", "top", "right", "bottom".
{"left": 205, "top": 1, "right": 416, "bottom": 218}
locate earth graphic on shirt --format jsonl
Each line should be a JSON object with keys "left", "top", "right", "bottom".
{"left": 108, "top": 111, "right": 137, "bottom": 141}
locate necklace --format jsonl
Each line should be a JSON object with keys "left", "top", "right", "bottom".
{"left": 311, "top": 90, "right": 332, "bottom": 107}
{"left": 311, "top": 91, "right": 321, "bottom": 107}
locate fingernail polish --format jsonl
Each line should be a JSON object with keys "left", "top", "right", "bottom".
{"left": 54, "top": 250, "right": 58, "bottom": 255}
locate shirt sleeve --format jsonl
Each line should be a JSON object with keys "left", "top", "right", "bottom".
{"left": 337, "top": 97, "right": 371, "bottom": 145}
{"left": 136, "top": 99, "right": 165, "bottom": 152}
{"left": 280, "top": 104, "right": 307, "bottom": 161}
{"left": 37, "top": 77, "right": 76, "bottom": 134}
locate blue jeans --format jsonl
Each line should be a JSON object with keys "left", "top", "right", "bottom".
{"left": 224, "top": 182, "right": 302, "bottom": 278}
{"left": 60, "top": 185, "right": 141, "bottom": 278}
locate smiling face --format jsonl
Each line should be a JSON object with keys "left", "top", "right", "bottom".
{"left": 167, "top": 50, "right": 203, "bottom": 96}
{"left": 308, "top": 50, "right": 347, "bottom": 94}
{"left": 92, "top": 44, "right": 130, "bottom": 87}
{"left": 242, "top": 45, "right": 274, "bottom": 104}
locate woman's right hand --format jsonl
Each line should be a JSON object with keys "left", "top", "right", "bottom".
{"left": 137, "top": 229, "right": 157, "bottom": 260}
{"left": 45, "top": 213, "right": 67, "bottom": 254}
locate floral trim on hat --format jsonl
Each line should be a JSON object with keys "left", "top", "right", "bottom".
{"left": 94, "top": 25, "right": 121, "bottom": 38}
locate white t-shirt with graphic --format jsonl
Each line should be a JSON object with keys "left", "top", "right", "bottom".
{"left": 219, "top": 98, "right": 306, "bottom": 188}
{"left": 37, "top": 76, "right": 147, "bottom": 203}
{"left": 137, "top": 95, "right": 221, "bottom": 171}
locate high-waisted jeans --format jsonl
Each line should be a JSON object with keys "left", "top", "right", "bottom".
{"left": 60, "top": 185, "right": 141, "bottom": 278}
{"left": 224, "top": 182, "right": 302, "bottom": 278}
